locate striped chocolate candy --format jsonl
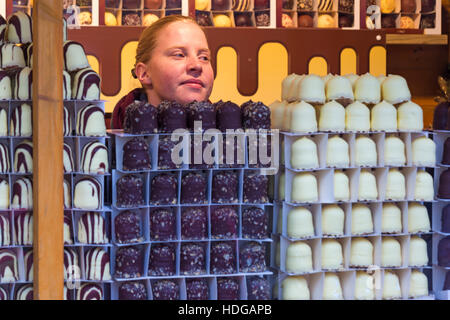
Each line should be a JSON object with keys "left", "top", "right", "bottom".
{"left": 63, "top": 106, "right": 72, "bottom": 136}
{"left": 63, "top": 179, "right": 71, "bottom": 209}
{"left": 0, "top": 178, "right": 9, "bottom": 209}
{"left": 0, "top": 143, "right": 10, "bottom": 173}
{"left": 74, "top": 177, "right": 102, "bottom": 210}
{"left": 76, "top": 283, "right": 103, "bottom": 300}
{"left": 71, "top": 68, "right": 100, "bottom": 100}
{"left": 232, "top": 0, "right": 251, "bottom": 11}
{"left": 63, "top": 41, "right": 90, "bottom": 72}
{"left": 14, "top": 67, "right": 32, "bottom": 100}
{"left": 0, "top": 44, "right": 26, "bottom": 69}
{"left": 63, "top": 70, "right": 71, "bottom": 100}
{"left": 11, "top": 177, "right": 32, "bottom": 210}
{"left": 10, "top": 103, "right": 32, "bottom": 136}
{"left": 13, "top": 211, "right": 32, "bottom": 245}
{"left": 0, "top": 286, "right": 8, "bottom": 300}
{"left": 318, "top": 0, "right": 334, "bottom": 11}
{"left": 23, "top": 250, "right": 33, "bottom": 281}
{"left": 14, "top": 140, "right": 33, "bottom": 173}
{"left": 0, "top": 249, "right": 18, "bottom": 283}
{"left": 76, "top": 104, "right": 106, "bottom": 137}
{"left": 80, "top": 141, "right": 108, "bottom": 174}
{"left": 64, "top": 248, "right": 81, "bottom": 280}
{"left": 63, "top": 143, "right": 74, "bottom": 173}
{"left": 0, "top": 214, "right": 10, "bottom": 246}
{"left": 77, "top": 212, "right": 108, "bottom": 244}
{"left": 15, "top": 285, "right": 33, "bottom": 300}
{"left": 84, "top": 247, "right": 111, "bottom": 281}
{"left": 0, "top": 70, "right": 12, "bottom": 100}
{"left": 64, "top": 211, "right": 73, "bottom": 244}
{"left": 6, "top": 11, "right": 32, "bottom": 44}
{"left": 0, "top": 15, "right": 6, "bottom": 45}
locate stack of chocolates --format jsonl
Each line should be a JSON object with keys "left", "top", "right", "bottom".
{"left": 282, "top": 0, "right": 357, "bottom": 29}
{"left": 273, "top": 72, "right": 437, "bottom": 300}
{"left": 195, "top": 0, "right": 273, "bottom": 27}
{"left": 109, "top": 99, "right": 274, "bottom": 300}
{"left": 104, "top": 0, "right": 182, "bottom": 26}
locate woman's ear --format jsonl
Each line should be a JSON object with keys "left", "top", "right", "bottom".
{"left": 134, "top": 62, "right": 152, "bottom": 88}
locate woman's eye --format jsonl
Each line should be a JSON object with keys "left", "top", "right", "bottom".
{"left": 200, "top": 55, "right": 210, "bottom": 61}
{"left": 173, "top": 52, "right": 185, "bottom": 58}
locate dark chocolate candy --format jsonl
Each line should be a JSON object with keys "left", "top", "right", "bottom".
{"left": 421, "top": 0, "right": 435, "bottom": 12}
{"left": 150, "top": 208, "right": 176, "bottom": 241}
{"left": 438, "top": 169, "right": 450, "bottom": 199}
{"left": 181, "top": 173, "right": 207, "bottom": 204}
{"left": 381, "top": 14, "right": 397, "bottom": 28}
{"left": 212, "top": 171, "right": 238, "bottom": 203}
{"left": 180, "top": 243, "right": 206, "bottom": 275}
{"left": 187, "top": 100, "right": 216, "bottom": 131}
{"left": 122, "top": 0, "right": 140, "bottom": 8}
{"left": 433, "top": 102, "right": 449, "bottom": 130}
{"left": 210, "top": 242, "right": 236, "bottom": 274}
{"left": 255, "top": 12, "right": 270, "bottom": 27}
{"left": 152, "top": 280, "right": 179, "bottom": 300}
{"left": 242, "top": 207, "right": 269, "bottom": 239}
{"left": 438, "top": 236, "right": 450, "bottom": 267}
{"left": 401, "top": 0, "right": 416, "bottom": 13}
{"left": 442, "top": 204, "right": 450, "bottom": 233}
{"left": 196, "top": 11, "right": 213, "bottom": 26}
{"left": 297, "top": 0, "right": 313, "bottom": 10}
{"left": 116, "top": 175, "right": 145, "bottom": 208}
{"left": 442, "top": 138, "right": 450, "bottom": 165}
{"left": 282, "top": 0, "right": 294, "bottom": 9}
{"left": 217, "top": 277, "right": 239, "bottom": 300}
{"left": 211, "top": 0, "right": 230, "bottom": 10}
{"left": 124, "top": 101, "right": 158, "bottom": 134}
{"left": 243, "top": 173, "right": 269, "bottom": 203}
{"left": 158, "top": 100, "right": 187, "bottom": 133}
{"left": 444, "top": 271, "right": 450, "bottom": 290}
{"left": 148, "top": 243, "right": 176, "bottom": 276}
{"left": 118, "top": 282, "right": 147, "bottom": 300}
{"left": 122, "top": 137, "right": 151, "bottom": 171}
{"left": 242, "top": 101, "right": 271, "bottom": 130}
{"left": 122, "top": 13, "right": 141, "bottom": 26}
{"left": 158, "top": 137, "right": 181, "bottom": 169}
{"left": 211, "top": 207, "right": 238, "bottom": 239}
{"left": 234, "top": 13, "right": 253, "bottom": 27}
{"left": 298, "top": 14, "right": 314, "bottom": 27}
{"left": 339, "top": 14, "right": 353, "bottom": 27}
{"left": 186, "top": 278, "right": 209, "bottom": 300}
{"left": 420, "top": 14, "right": 435, "bottom": 29}
{"left": 220, "top": 133, "right": 245, "bottom": 168}
{"left": 339, "top": 0, "right": 354, "bottom": 13}
{"left": 215, "top": 101, "right": 242, "bottom": 131}
{"left": 247, "top": 277, "right": 271, "bottom": 300}
{"left": 190, "top": 139, "right": 215, "bottom": 169}
{"left": 254, "top": 0, "right": 269, "bottom": 9}
{"left": 239, "top": 242, "right": 266, "bottom": 273}
{"left": 115, "top": 246, "right": 142, "bottom": 278}
{"left": 165, "top": 0, "right": 181, "bottom": 8}
{"left": 181, "top": 207, "right": 207, "bottom": 239}
{"left": 150, "top": 174, "right": 178, "bottom": 205}
{"left": 115, "top": 210, "right": 142, "bottom": 244}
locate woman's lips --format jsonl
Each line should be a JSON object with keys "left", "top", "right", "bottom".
{"left": 181, "top": 79, "right": 204, "bottom": 89}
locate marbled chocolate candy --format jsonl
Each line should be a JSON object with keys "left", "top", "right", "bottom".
{"left": 148, "top": 243, "right": 176, "bottom": 276}
{"left": 116, "top": 175, "right": 145, "bottom": 208}
{"left": 210, "top": 242, "right": 236, "bottom": 274}
{"left": 158, "top": 137, "right": 180, "bottom": 169}
{"left": 0, "top": 249, "right": 18, "bottom": 282}
{"left": 181, "top": 207, "right": 207, "bottom": 240}
{"left": 243, "top": 173, "right": 269, "bottom": 203}
{"left": 77, "top": 283, "right": 103, "bottom": 300}
{"left": 84, "top": 247, "right": 111, "bottom": 281}
{"left": 180, "top": 243, "right": 206, "bottom": 275}
{"left": 150, "top": 208, "right": 176, "bottom": 241}
{"left": 239, "top": 242, "right": 266, "bottom": 272}
{"left": 211, "top": 207, "right": 238, "bottom": 239}
{"left": 115, "top": 246, "right": 143, "bottom": 278}
{"left": 181, "top": 173, "right": 207, "bottom": 204}
{"left": 150, "top": 174, "right": 177, "bottom": 205}
{"left": 242, "top": 207, "right": 269, "bottom": 239}
{"left": 122, "top": 137, "right": 151, "bottom": 171}
{"left": 152, "top": 280, "right": 179, "bottom": 300}
{"left": 115, "top": 210, "right": 142, "bottom": 244}
{"left": 212, "top": 171, "right": 238, "bottom": 203}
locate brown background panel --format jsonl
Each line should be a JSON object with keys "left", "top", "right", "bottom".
{"left": 68, "top": 27, "right": 386, "bottom": 96}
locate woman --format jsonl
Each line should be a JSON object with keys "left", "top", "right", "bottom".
{"left": 111, "top": 15, "right": 214, "bottom": 129}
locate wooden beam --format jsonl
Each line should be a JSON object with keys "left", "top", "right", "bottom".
{"left": 32, "top": 0, "right": 64, "bottom": 300}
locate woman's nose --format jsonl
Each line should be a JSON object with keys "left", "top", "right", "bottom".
{"left": 186, "top": 56, "right": 202, "bottom": 73}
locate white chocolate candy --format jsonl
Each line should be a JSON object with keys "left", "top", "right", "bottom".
{"left": 0, "top": 71, "right": 12, "bottom": 100}
{"left": 354, "top": 136, "right": 377, "bottom": 167}
{"left": 286, "top": 241, "right": 313, "bottom": 273}
{"left": 326, "top": 136, "right": 349, "bottom": 167}
{"left": 381, "top": 203, "right": 402, "bottom": 233}
{"left": 76, "top": 104, "right": 106, "bottom": 136}
{"left": 291, "top": 137, "right": 319, "bottom": 169}
{"left": 289, "top": 101, "right": 317, "bottom": 133}
{"left": 0, "top": 44, "right": 25, "bottom": 68}
{"left": 63, "top": 41, "right": 90, "bottom": 72}
{"left": 382, "top": 271, "right": 402, "bottom": 300}
{"left": 269, "top": 100, "right": 286, "bottom": 130}
{"left": 298, "top": 74, "right": 325, "bottom": 104}
{"left": 288, "top": 74, "right": 305, "bottom": 102}
{"left": 84, "top": 247, "right": 111, "bottom": 281}
{"left": 354, "top": 271, "right": 375, "bottom": 300}
{"left": 71, "top": 68, "right": 100, "bottom": 100}
{"left": 411, "top": 136, "right": 435, "bottom": 167}
{"left": 409, "top": 236, "right": 428, "bottom": 267}
{"left": 414, "top": 170, "right": 434, "bottom": 201}
{"left": 281, "top": 73, "right": 297, "bottom": 101}
{"left": 381, "top": 237, "right": 402, "bottom": 267}
{"left": 358, "top": 169, "right": 378, "bottom": 201}
{"left": 10, "top": 103, "right": 32, "bottom": 136}
{"left": 319, "top": 101, "right": 345, "bottom": 132}
{"left": 407, "top": 203, "right": 430, "bottom": 233}
{"left": 350, "top": 237, "right": 374, "bottom": 267}
{"left": 282, "top": 276, "right": 310, "bottom": 300}
{"left": 325, "top": 76, "right": 354, "bottom": 103}
{"left": 0, "top": 178, "right": 9, "bottom": 209}
{"left": 344, "top": 73, "right": 359, "bottom": 89}
{"left": 6, "top": 11, "right": 32, "bottom": 44}
{"left": 354, "top": 73, "right": 381, "bottom": 104}
{"left": 80, "top": 141, "right": 109, "bottom": 174}
{"left": 0, "top": 249, "right": 18, "bottom": 283}
{"left": 321, "top": 239, "right": 344, "bottom": 270}
{"left": 409, "top": 270, "right": 428, "bottom": 298}
{"left": 384, "top": 136, "right": 406, "bottom": 166}
{"left": 291, "top": 172, "right": 318, "bottom": 203}
{"left": 385, "top": 168, "right": 406, "bottom": 200}
{"left": 0, "top": 108, "right": 6, "bottom": 136}
{"left": 345, "top": 101, "right": 370, "bottom": 132}
{"left": 334, "top": 170, "right": 350, "bottom": 201}
{"left": 14, "top": 67, "right": 32, "bottom": 100}
{"left": 322, "top": 204, "right": 345, "bottom": 236}
{"left": 14, "top": 140, "right": 33, "bottom": 173}
{"left": 351, "top": 204, "right": 373, "bottom": 235}
{"left": 371, "top": 101, "right": 397, "bottom": 131}
{"left": 322, "top": 273, "right": 344, "bottom": 300}
{"left": 78, "top": 212, "right": 108, "bottom": 244}
{"left": 73, "top": 177, "right": 102, "bottom": 210}
{"left": 287, "top": 207, "right": 315, "bottom": 238}
{"left": 397, "top": 101, "right": 423, "bottom": 131}
{"left": 377, "top": 75, "right": 387, "bottom": 84}
{"left": 382, "top": 74, "right": 411, "bottom": 105}
{"left": 322, "top": 73, "right": 334, "bottom": 85}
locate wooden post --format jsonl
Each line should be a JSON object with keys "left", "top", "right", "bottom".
{"left": 32, "top": 0, "right": 64, "bottom": 300}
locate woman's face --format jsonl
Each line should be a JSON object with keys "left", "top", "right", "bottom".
{"left": 144, "top": 21, "right": 214, "bottom": 105}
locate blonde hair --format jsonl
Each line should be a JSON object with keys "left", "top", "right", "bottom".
{"left": 132, "top": 15, "right": 199, "bottom": 78}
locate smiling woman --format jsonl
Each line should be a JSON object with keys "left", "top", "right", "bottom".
{"left": 111, "top": 15, "right": 215, "bottom": 129}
